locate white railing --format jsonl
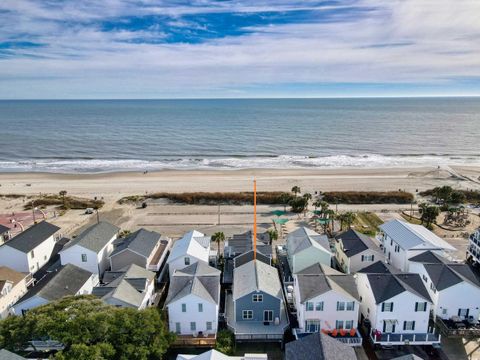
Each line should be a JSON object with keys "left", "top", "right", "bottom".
{"left": 370, "top": 329, "right": 441, "bottom": 345}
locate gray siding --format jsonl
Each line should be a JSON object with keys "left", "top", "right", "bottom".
{"left": 110, "top": 250, "right": 147, "bottom": 271}
{"left": 235, "top": 290, "right": 280, "bottom": 322}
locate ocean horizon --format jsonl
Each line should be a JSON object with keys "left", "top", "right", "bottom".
{"left": 1, "top": 98, "right": 479, "bottom": 174}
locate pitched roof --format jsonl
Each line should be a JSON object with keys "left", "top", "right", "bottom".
{"left": 63, "top": 221, "right": 119, "bottom": 253}
{"left": 0, "top": 225, "right": 9, "bottom": 235}
{"left": 335, "top": 229, "right": 381, "bottom": 257}
{"left": 234, "top": 250, "right": 270, "bottom": 268}
{"left": 296, "top": 264, "right": 359, "bottom": 302}
{"left": 366, "top": 272, "right": 432, "bottom": 304}
{"left": 0, "top": 266, "right": 28, "bottom": 287}
{"left": 92, "top": 264, "right": 155, "bottom": 308}
{"left": 379, "top": 220, "right": 455, "bottom": 251}
{"left": 358, "top": 260, "right": 399, "bottom": 274}
{"left": 225, "top": 231, "right": 272, "bottom": 258}
{"left": 0, "top": 349, "right": 26, "bottom": 360}
{"left": 233, "top": 259, "right": 282, "bottom": 300}
{"left": 165, "top": 262, "right": 220, "bottom": 305}
{"left": 4, "top": 221, "right": 60, "bottom": 253}
{"left": 409, "top": 251, "right": 446, "bottom": 264}
{"left": 168, "top": 230, "right": 210, "bottom": 263}
{"left": 287, "top": 227, "right": 331, "bottom": 255}
{"left": 110, "top": 228, "right": 161, "bottom": 258}
{"left": 17, "top": 264, "right": 92, "bottom": 303}
{"left": 285, "top": 333, "right": 357, "bottom": 360}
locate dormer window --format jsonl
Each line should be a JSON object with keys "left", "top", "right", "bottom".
{"left": 184, "top": 257, "right": 190, "bottom": 266}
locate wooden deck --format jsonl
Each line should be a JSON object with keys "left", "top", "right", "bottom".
{"left": 171, "top": 334, "right": 216, "bottom": 347}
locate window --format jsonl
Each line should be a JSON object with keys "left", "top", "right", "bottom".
{"left": 198, "top": 303, "right": 203, "bottom": 312}
{"left": 415, "top": 302, "right": 427, "bottom": 312}
{"left": 181, "top": 303, "right": 186, "bottom": 312}
{"left": 30, "top": 250, "right": 35, "bottom": 258}
{"left": 336, "top": 320, "right": 344, "bottom": 329}
{"left": 345, "top": 320, "right": 354, "bottom": 329}
{"left": 306, "top": 302, "right": 314, "bottom": 311}
{"left": 81, "top": 254, "right": 87, "bottom": 262}
{"left": 346, "top": 301, "right": 355, "bottom": 311}
{"left": 184, "top": 257, "right": 190, "bottom": 266}
{"left": 422, "top": 275, "right": 427, "bottom": 282}
{"left": 382, "top": 302, "right": 393, "bottom": 312}
{"left": 264, "top": 310, "right": 273, "bottom": 322}
{"left": 442, "top": 308, "right": 448, "bottom": 315}
{"left": 336, "top": 301, "right": 345, "bottom": 311}
{"left": 252, "top": 294, "right": 263, "bottom": 302}
{"left": 242, "top": 310, "right": 253, "bottom": 320}
{"left": 315, "top": 302, "right": 324, "bottom": 311}
{"left": 44, "top": 255, "right": 47, "bottom": 260}
{"left": 175, "top": 322, "right": 181, "bottom": 334}
{"left": 305, "top": 320, "right": 320, "bottom": 333}
{"left": 403, "top": 321, "right": 415, "bottom": 331}
{"left": 458, "top": 308, "right": 469, "bottom": 318}
{"left": 190, "top": 322, "right": 196, "bottom": 331}
{"left": 362, "top": 255, "right": 374, "bottom": 262}
{"left": 206, "top": 321, "right": 212, "bottom": 331}
{"left": 390, "top": 239, "right": 393, "bottom": 246}
{"left": 394, "top": 245, "right": 400, "bottom": 253}
{"left": 430, "top": 282, "right": 436, "bottom": 293}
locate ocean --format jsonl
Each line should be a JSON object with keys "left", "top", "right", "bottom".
{"left": 0, "top": 98, "right": 479, "bottom": 173}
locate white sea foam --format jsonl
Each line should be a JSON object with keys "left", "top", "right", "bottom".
{"left": 0, "top": 154, "right": 479, "bottom": 173}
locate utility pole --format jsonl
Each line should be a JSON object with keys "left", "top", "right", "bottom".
{"left": 32, "top": 200, "right": 36, "bottom": 224}
{"left": 96, "top": 208, "right": 100, "bottom": 224}
{"left": 217, "top": 204, "right": 221, "bottom": 225}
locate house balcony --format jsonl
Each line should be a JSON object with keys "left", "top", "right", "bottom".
{"left": 171, "top": 333, "right": 217, "bottom": 347}
{"left": 24, "top": 273, "right": 34, "bottom": 287}
{"left": 293, "top": 328, "right": 363, "bottom": 347}
{"left": 370, "top": 328, "right": 441, "bottom": 346}
{"left": 147, "top": 239, "right": 171, "bottom": 272}
{"left": 435, "top": 316, "right": 480, "bottom": 338}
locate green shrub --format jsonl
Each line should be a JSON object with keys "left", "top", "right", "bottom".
{"left": 323, "top": 191, "right": 414, "bottom": 204}
{"left": 215, "top": 330, "right": 235, "bottom": 355}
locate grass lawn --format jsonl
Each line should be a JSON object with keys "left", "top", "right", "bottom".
{"left": 352, "top": 212, "right": 384, "bottom": 236}
{"left": 400, "top": 213, "right": 423, "bottom": 225}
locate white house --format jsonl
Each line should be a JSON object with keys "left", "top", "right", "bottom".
{"left": 286, "top": 227, "right": 332, "bottom": 274}
{"left": 12, "top": 264, "right": 97, "bottom": 315}
{"left": 0, "top": 266, "right": 30, "bottom": 318}
{"left": 60, "top": 221, "right": 119, "bottom": 276}
{"left": 467, "top": 227, "right": 480, "bottom": 265}
{"left": 92, "top": 264, "right": 156, "bottom": 309}
{"left": 409, "top": 251, "right": 480, "bottom": 320}
{"left": 293, "top": 263, "right": 362, "bottom": 346}
{"left": 334, "top": 229, "right": 384, "bottom": 274}
{"left": 378, "top": 219, "right": 456, "bottom": 272}
{"left": 0, "top": 221, "right": 60, "bottom": 275}
{"left": 165, "top": 261, "right": 221, "bottom": 337}
{"left": 167, "top": 230, "right": 211, "bottom": 279}
{"left": 356, "top": 261, "right": 440, "bottom": 346}
{"left": 177, "top": 350, "right": 267, "bottom": 360}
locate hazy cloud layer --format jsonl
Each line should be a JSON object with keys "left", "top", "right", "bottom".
{"left": 1, "top": 0, "right": 479, "bottom": 98}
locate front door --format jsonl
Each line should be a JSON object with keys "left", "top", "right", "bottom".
{"left": 264, "top": 310, "right": 273, "bottom": 322}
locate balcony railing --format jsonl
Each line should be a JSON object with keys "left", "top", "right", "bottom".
{"left": 370, "top": 329, "right": 441, "bottom": 345}
{"left": 435, "top": 317, "right": 480, "bottom": 338}
{"left": 293, "top": 328, "right": 363, "bottom": 347}
{"left": 171, "top": 334, "right": 216, "bottom": 347}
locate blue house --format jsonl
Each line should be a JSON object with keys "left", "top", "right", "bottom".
{"left": 225, "top": 257, "right": 289, "bottom": 342}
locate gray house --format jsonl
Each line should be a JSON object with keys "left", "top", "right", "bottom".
{"left": 110, "top": 229, "right": 171, "bottom": 272}
{"left": 226, "top": 258, "right": 289, "bottom": 342}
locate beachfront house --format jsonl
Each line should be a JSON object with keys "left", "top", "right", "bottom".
{"left": 467, "top": 227, "right": 480, "bottom": 265}
{"left": 0, "top": 266, "right": 31, "bottom": 318}
{"left": 378, "top": 219, "right": 456, "bottom": 272}
{"left": 286, "top": 227, "right": 332, "bottom": 274}
{"left": 356, "top": 261, "right": 440, "bottom": 346}
{"left": 0, "top": 221, "right": 60, "bottom": 275}
{"left": 0, "top": 224, "right": 11, "bottom": 245}
{"left": 293, "top": 263, "right": 362, "bottom": 346}
{"left": 109, "top": 228, "right": 171, "bottom": 272}
{"left": 285, "top": 332, "right": 358, "bottom": 360}
{"left": 177, "top": 350, "right": 267, "bottom": 360}
{"left": 166, "top": 262, "right": 221, "bottom": 339}
{"left": 408, "top": 251, "right": 480, "bottom": 321}
{"left": 225, "top": 258, "right": 289, "bottom": 342}
{"left": 334, "top": 229, "right": 384, "bottom": 274}
{"left": 92, "top": 264, "right": 156, "bottom": 309}
{"left": 12, "top": 264, "right": 97, "bottom": 315}
{"left": 60, "top": 221, "right": 119, "bottom": 276}
{"left": 167, "top": 230, "right": 212, "bottom": 279}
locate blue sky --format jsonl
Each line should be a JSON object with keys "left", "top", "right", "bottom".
{"left": 1, "top": 0, "right": 480, "bottom": 99}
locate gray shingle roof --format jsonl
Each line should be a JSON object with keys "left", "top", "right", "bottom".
{"left": 358, "top": 260, "right": 398, "bottom": 274}
{"left": 234, "top": 250, "right": 270, "bottom": 268}
{"left": 64, "top": 221, "right": 119, "bottom": 253}
{"left": 17, "top": 264, "right": 92, "bottom": 303}
{"left": 409, "top": 251, "right": 446, "bottom": 264}
{"left": 335, "top": 229, "right": 380, "bottom": 257}
{"left": 110, "top": 228, "right": 161, "bottom": 258}
{"left": 165, "top": 262, "right": 220, "bottom": 305}
{"left": 296, "top": 264, "right": 359, "bottom": 302}
{"left": 285, "top": 333, "right": 357, "bottom": 360}
{"left": 233, "top": 259, "right": 282, "bottom": 300}
{"left": 0, "top": 225, "right": 9, "bottom": 235}
{"left": 366, "top": 272, "right": 432, "bottom": 304}
{"left": 5, "top": 221, "right": 60, "bottom": 253}
{"left": 287, "top": 227, "right": 330, "bottom": 255}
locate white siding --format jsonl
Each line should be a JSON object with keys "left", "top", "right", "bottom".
{"left": 291, "top": 248, "right": 331, "bottom": 274}
{"left": 167, "top": 294, "right": 219, "bottom": 335}
{"left": 0, "top": 278, "right": 28, "bottom": 318}
{"left": 60, "top": 246, "right": 99, "bottom": 274}
{"left": 0, "top": 246, "right": 29, "bottom": 273}
{"left": 168, "top": 257, "right": 206, "bottom": 280}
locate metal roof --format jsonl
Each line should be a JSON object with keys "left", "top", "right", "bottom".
{"left": 63, "top": 221, "right": 119, "bottom": 253}
{"left": 0, "top": 349, "right": 26, "bottom": 360}
{"left": 379, "top": 220, "right": 455, "bottom": 251}
{"left": 167, "top": 230, "right": 210, "bottom": 263}
{"left": 4, "top": 221, "right": 60, "bottom": 253}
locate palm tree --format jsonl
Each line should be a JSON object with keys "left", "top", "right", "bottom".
{"left": 291, "top": 186, "right": 301, "bottom": 197}
{"left": 302, "top": 193, "right": 312, "bottom": 215}
{"left": 279, "top": 193, "right": 291, "bottom": 212}
{"left": 59, "top": 190, "right": 67, "bottom": 208}
{"left": 337, "top": 211, "right": 355, "bottom": 231}
{"left": 313, "top": 199, "right": 322, "bottom": 211}
{"left": 211, "top": 232, "right": 225, "bottom": 257}
{"left": 267, "top": 229, "right": 278, "bottom": 245}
